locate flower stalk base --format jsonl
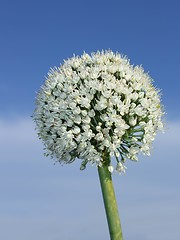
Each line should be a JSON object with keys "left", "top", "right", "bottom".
{"left": 98, "top": 154, "right": 123, "bottom": 240}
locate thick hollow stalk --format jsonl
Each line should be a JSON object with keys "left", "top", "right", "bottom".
{"left": 98, "top": 154, "right": 123, "bottom": 240}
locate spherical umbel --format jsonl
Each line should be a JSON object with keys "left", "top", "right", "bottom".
{"left": 33, "top": 50, "right": 164, "bottom": 173}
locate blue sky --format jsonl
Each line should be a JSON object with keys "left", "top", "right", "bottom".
{"left": 0, "top": 0, "right": 180, "bottom": 239}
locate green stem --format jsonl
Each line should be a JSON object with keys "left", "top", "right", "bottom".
{"left": 98, "top": 153, "right": 123, "bottom": 240}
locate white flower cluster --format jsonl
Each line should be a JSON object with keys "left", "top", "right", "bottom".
{"left": 33, "top": 50, "right": 164, "bottom": 173}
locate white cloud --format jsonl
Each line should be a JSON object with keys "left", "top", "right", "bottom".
{"left": 154, "top": 120, "right": 180, "bottom": 147}
{"left": 0, "top": 117, "right": 37, "bottom": 145}
{"left": 0, "top": 117, "right": 180, "bottom": 240}
{"left": 0, "top": 117, "right": 43, "bottom": 162}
